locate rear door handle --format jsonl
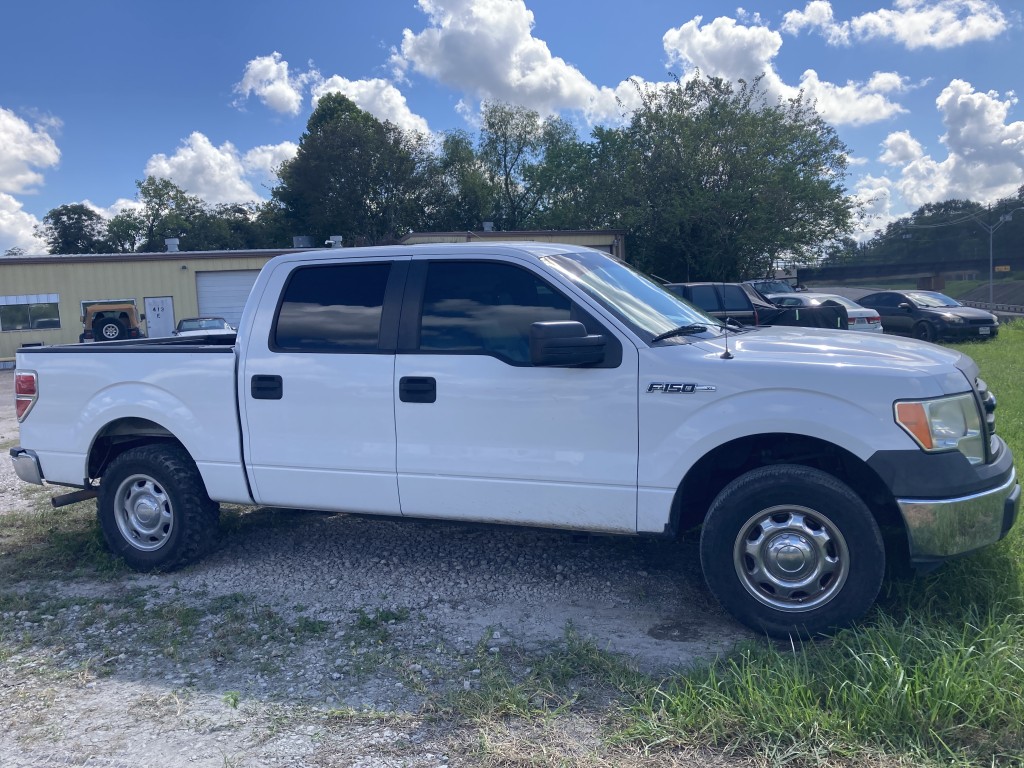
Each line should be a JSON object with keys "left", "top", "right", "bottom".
{"left": 399, "top": 376, "right": 436, "bottom": 403}
{"left": 251, "top": 374, "right": 283, "bottom": 400}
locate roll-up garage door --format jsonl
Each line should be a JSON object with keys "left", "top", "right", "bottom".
{"left": 196, "top": 270, "right": 261, "bottom": 328}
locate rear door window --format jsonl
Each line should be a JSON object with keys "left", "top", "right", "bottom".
{"left": 719, "top": 285, "right": 751, "bottom": 312}
{"left": 688, "top": 285, "right": 721, "bottom": 312}
{"left": 273, "top": 262, "right": 391, "bottom": 352}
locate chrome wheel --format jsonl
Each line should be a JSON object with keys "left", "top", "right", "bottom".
{"left": 733, "top": 504, "right": 849, "bottom": 612}
{"left": 113, "top": 473, "right": 174, "bottom": 551}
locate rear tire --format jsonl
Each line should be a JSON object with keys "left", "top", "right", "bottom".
{"left": 700, "top": 464, "right": 884, "bottom": 638}
{"left": 98, "top": 444, "right": 219, "bottom": 571}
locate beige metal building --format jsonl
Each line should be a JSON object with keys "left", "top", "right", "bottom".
{"left": 401, "top": 229, "right": 626, "bottom": 260}
{"left": 0, "top": 249, "right": 296, "bottom": 363}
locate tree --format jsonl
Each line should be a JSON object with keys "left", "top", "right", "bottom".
{"left": 36, "top": 203, "right": 109, "bottom": 254}
{"left": 619, "top": 74, "right": 854, "bottom": 281}
{"left": 3, "top": 246, "right": 27, "bottom": 257}
{"left": 421, "top": 130, "right": 496, "bottom": 231}
{"left": 273, "top": 93, "right": 431, "bottom": 245}
{"left": 478, "top": 102, "right": 546, "bottom": 230}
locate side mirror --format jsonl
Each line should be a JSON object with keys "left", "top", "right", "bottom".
{"left": 898, "top": 302, "right": 912, "bottom": 310}
{"left": 530, "top": 321, "right": 606, "bottom": 367}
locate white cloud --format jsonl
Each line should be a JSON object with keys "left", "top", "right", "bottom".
{"left": 0, "top": 107, "right": 61, "bottom": 195}
{"left": 234, "top": 52, "right": 315, "bottom": 115}
{"left": 783, "top": 1, "right": 1007, "bottom": 50}
{"left": 311, "top": 77, "right": 431, "bottom": 134}
{"left": 144, "top": 134, "right": 290, "bottom": 204}
{"left": 664, "top": 16, "right": 785, "bottom": 78}
{"left": 0, "top": 192, "right": 46, "bottom": 254}
{"left": 662, "top": 16, "right": 907, "bottom": 126}
{"left": 850, "top": 175, "right": 898, "bottom": 240}
{"left": 243, "top": 142, "right": 298, "bottom": 185}
{"left": 877, "top": 80, "right": 1023, "bottom": 209}
{"left": 394, "top": 0, "right": 641, "bottom": 124}
{"left": 879, "top": 130, "right": 924, "bottom": 166}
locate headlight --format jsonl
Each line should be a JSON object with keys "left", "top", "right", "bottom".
{"left": 894, "top": 393, "right": 984, "bottom": 465}
{"left": 942, "top": 314, "right": 964, "bottom": 324}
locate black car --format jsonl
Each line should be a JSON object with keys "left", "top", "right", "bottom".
{"left": 856, "top": 290, "right": 998, "bottom": 341}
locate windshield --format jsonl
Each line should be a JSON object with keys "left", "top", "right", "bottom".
{"left": 540, "top": 251, "right": 722, "bottom": 340}
{"left": 753, "top": 280, "right": 795, "bottom": 294}
{"left": 907, "top": 291, "right": 960, "bottom": 308}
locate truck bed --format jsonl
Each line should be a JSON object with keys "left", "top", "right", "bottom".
{"left": 16, "top": 340, "right": 250, "bottom": 503}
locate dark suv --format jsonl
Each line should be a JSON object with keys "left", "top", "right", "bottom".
{"left": 666, "top": 282, "right": 849, "bottom": 329}
{"left": 665, "top": 282, "right": 767, "bottom": 325}
{"left": 856, "top": 290, "right": 998, "bottom": 341}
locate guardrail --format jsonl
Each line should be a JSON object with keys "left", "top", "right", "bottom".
{"left": 962, "top": 300, "right": 1024, "bottom": 313}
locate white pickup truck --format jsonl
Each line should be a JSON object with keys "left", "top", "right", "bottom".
{"left": 10, "top": 243, "right": 1020, "bottom": 637}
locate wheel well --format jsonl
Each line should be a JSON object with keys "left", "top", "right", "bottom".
{"left": 672, "top": 433, "right": 903, "bottom": 536}
{"left": 87, "top": 418, "right": 185, "bottom": 479}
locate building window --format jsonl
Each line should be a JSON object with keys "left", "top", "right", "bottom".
{"left": 0, "top": 294, "right": 61, "bottom": 332}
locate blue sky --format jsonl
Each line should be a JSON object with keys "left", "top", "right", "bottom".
{"left": 2, "top": 0, "right": 1022, "bottom": 253}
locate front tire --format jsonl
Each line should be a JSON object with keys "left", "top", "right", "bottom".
{"left": 700, "top": 464, "right": 884, "bottom": 638}
{"left": 913, "top": 321, "right": 936, "bottom": 342}
{"left": 98, "top": 444, "right": 219, "bottom": 571}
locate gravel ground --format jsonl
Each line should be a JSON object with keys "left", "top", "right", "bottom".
{"left": 0, "top": 368, "right": 750, "bottom": 766}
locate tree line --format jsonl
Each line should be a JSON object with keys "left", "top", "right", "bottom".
{"left": 821, "top": 195, "right": 1024, "bottom": 270}
{"left": 32, "top": 74, "right": 859, "bottom": 282}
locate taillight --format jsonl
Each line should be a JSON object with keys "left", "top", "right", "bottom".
{"left": 847, "top": 316, "right": 855, "bottom": 326}
{"left": 868, "top": 314, "right": 881, "bottom": 324}
{"left": 15, "top": 371, "right": 38, "bottom": 422}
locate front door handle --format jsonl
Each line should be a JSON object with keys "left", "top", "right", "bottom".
{"left": 251, "top": 374, "right": 283, "bottom": 400}
{"left": 399, "top": 376, "right": 436, "bottom": 403}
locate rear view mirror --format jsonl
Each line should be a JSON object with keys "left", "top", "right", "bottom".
{"left": 530, "top": 321, "right": 606, "bottom": 367}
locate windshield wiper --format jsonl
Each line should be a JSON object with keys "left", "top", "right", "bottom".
{"left": 651, "top": 324, "right": 709, "bottom": 343}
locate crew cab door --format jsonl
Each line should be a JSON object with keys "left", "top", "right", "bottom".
{"left": 240, "top": 258, "right": 407, "bottom": 514}
{"left": 393, "top": 257, "right": 639, "bottom": 531}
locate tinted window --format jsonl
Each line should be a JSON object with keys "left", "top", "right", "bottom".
{"left": 274, "top": 263, "right": 391, "bottom": 351}
{"left": 719, "top": 285, "right": 751, "bottom": 312}
{"left": 419, "top": 261, "right": 571, "bottom": 364}
{"left": 859, "top": 293, "right": 897, "bottom": 307}
{"left": 688, "top": 285, "right": 721, "bottom": 312}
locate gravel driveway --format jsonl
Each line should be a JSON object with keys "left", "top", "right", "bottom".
{"left": 0, "top": 368, "right": 748, "bottom": 766}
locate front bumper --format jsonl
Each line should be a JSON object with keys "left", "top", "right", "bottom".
{"left": 10, "top": 447, "right": 44, "bottom": 485}
{"left": 897, "top": 467, "right": 1019, "bottom": 561}
{"left": 940, "top": 323, "right": 998, "bottom": 340}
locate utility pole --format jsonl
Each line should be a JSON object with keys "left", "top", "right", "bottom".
{"left": 972, "top": 206, "right": 1024, "bottom": 305}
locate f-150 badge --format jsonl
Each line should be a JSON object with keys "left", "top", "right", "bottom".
{"left": 647, "top": 383, "right": 717, "bottom": 393}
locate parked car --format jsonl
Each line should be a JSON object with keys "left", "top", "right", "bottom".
{"left": 174, "top": 317, "right": 235, "bottom": 336}
{"left": 856, "top": 290, "right": 998, "bottom": 342}
{"left": 79, "top": 303, "right": 145, "bottom": 342}
{"left": 768, "top": 293, "right": 883, "bottom": 333}
{"left": 666, "top": 282, "right": 848, "bottom": 329}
